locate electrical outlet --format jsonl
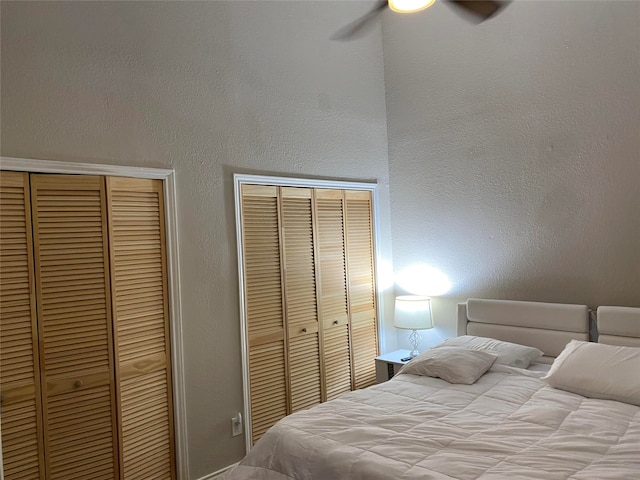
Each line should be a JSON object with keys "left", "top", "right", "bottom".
{"left": 231, "top": 412, "right": 243, "bottom": 437}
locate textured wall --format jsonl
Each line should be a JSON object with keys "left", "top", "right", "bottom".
{"left": 3, "top": 0, "right": 639, "bottom": 475}
{"left": 1, "top": 1, "right": 392, "bottom": 476}
{"left": 383, "top": 0, "right": 640, "bottom": 345}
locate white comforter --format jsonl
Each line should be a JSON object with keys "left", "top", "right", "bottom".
{"left": 224, "top": 367, "right": 640, "bottom": 479}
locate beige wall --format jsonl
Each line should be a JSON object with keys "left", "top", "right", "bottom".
{"left": 0, "top": 1, "right": 393, "bottom": 477}
{"left": 383, "top": 0, "right": 640, "bottom": 347}
{"left": 3, "top": 0, "right": 639, "bottom": 476}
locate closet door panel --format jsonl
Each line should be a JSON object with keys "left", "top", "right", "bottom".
{"left": 241, "top": 185, "right": 288, "bottom": 444}
{"left": 106, "top": 177, "right": 175, "bottom": 479}
{"left": 321, "top": 324, "right": 352, "bottom": 400}
{"left": 344, "top": 191, "right": 378, "bottom": 389}
{"left": 0, "top": 171, "right": 44, "bottom": 479}
{"left": 280, "top": 188, "right": 322, "bottom": 412}
{"left": 47, "top": 382, "right": 115, "bottom": 480}
{"left": 314, "top": 189, "right": 352, "bottom": 399}
{"left": 1, "top": 401, "right": 42, "bottom": 479}
{"left": 288, "top": 332, "right": 321, "bottom": 411}
{"left": 31, "top": 174, "right": 118, "bottom": 479}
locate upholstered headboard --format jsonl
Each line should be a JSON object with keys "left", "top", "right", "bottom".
{"left": 596, "top": 306, "right": 640, "bottom": 347}
{"left": 458, "top": 298, "right": 590, "bottom": 363}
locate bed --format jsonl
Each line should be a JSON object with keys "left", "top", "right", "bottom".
{"left": 223, "top": 299, "right": 640, "bottom": 480}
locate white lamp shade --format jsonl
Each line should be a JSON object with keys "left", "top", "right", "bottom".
{"left": 393, "top": 295, "right": 433, "bottom": 330}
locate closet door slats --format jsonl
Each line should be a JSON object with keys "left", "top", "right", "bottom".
{"left": 106, "top": 176, "right": 175, "bottom": 480}
{"left": 281, "top": 188, "right": 323, "bottom": 412}
{"left": 0, "top": 171, "right": 45, "bottom": 480}
{"left": 1, "top": 171, "right": 175, "bottom": 479}
{"left": 240, "top": 182, "right": 378, "bottom": 443}
{"left": 314, "top": 191, "right": 350, "bottom": 328}
{"left": 315, "top": 189, "right": 353, "bottom": 399}
{"left": 344, "top": 191, "right": 378, "bottom": 389}
{"left": 30, "top": 174, "right": 118, "bottom": 480}
{"left": 242, "top": 185, "right": 288, "bottom": 444}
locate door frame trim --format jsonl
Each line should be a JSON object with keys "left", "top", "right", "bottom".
{"left": 0, "top": 157, "right": 189, "bottom": 480}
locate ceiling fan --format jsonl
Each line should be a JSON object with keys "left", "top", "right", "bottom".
{"left": 332, "top": 0, "right": 510, "bottom": 41}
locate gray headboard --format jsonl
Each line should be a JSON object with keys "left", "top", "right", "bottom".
{"left": 457, "top": 298, "right": 590, "bottom": 363}
{"left": 596, "top": 306, "right": 640, "bottom": 347}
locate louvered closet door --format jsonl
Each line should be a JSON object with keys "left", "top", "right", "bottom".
{"left": 241, "top": 185, "right": 288, "bottom": 444}
{"left": 280, "top": 188, "right": 323, "bottom": 412}
{"left": 0, "top": 171, "right": 45, "bottom": 479}
{"left": 30, "top": 174, "right": 118, "bottom": 480}
{"left": 106, "top": 177, "right": 175, "bottom": 480}
{"left": 314, "top": 189, "right": 353, "bottom": 401}
{"left": 344, "top": 191, "right": 378, "bottom": 389}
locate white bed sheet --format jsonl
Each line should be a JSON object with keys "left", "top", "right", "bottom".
{"left": 224, "top": 366, "right": 639, "bottom": 479}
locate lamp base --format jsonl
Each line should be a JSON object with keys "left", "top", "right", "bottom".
{"left": 408, "top": 329, "right": 422, "bottom": 358}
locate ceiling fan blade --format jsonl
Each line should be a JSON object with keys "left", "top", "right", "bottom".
{"left": 331, "top": 0, "right": 389, "bottom": 41}
{"left": 444, "top": 0, "right": 510, "bottom": 23}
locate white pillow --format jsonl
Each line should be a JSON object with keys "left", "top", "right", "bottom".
{"left": 398, "top": 346, "right": 497, "bottom": 384}
{"left": 437, "top": 335, "right": 543, "bottom": 368}
{"left": 542, "top": 340, "right": 640, "bottom": 406}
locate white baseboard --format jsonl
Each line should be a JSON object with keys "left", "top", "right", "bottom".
{"left": 195, "top": 462, "right": 238, "bottom": 480}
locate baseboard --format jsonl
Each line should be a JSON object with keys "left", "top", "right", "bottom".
{"left": 195, "top": 462, "right": 238, "bottom": 480}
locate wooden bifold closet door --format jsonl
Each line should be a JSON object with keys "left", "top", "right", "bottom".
{"left": 240, "top": 184, "right": 378, "bottom": 445}
{"left": 280, "top": 187, "right": 323, "bottom": 414}
{"left": 106, "top": 177, "right": 175, "bottom": 480}
{"left": 0, "top": 171, "right": 45, "bottom": 479}
{"left": 31, "top": 174, "right": 118, "bottom": 480}
{"left": 343, "top": 191, "right": 378, "bottom": 389}
{"left": 0, "top": 172, "right": 175, "bottom": 480}
{"left": 314, "top": 189, "right": 352, "bottom": 401}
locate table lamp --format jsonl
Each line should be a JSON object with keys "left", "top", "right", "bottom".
{"left": 393, "top": 295, "right": 433, "bottom": 358}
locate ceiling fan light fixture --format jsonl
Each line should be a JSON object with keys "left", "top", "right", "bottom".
{"left": 388, "top": 0, "right": 437, "bottom": 13}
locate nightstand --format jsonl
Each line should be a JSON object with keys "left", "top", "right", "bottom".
{"left": 375, "top": 349, "right": 413, "bottom": 383}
